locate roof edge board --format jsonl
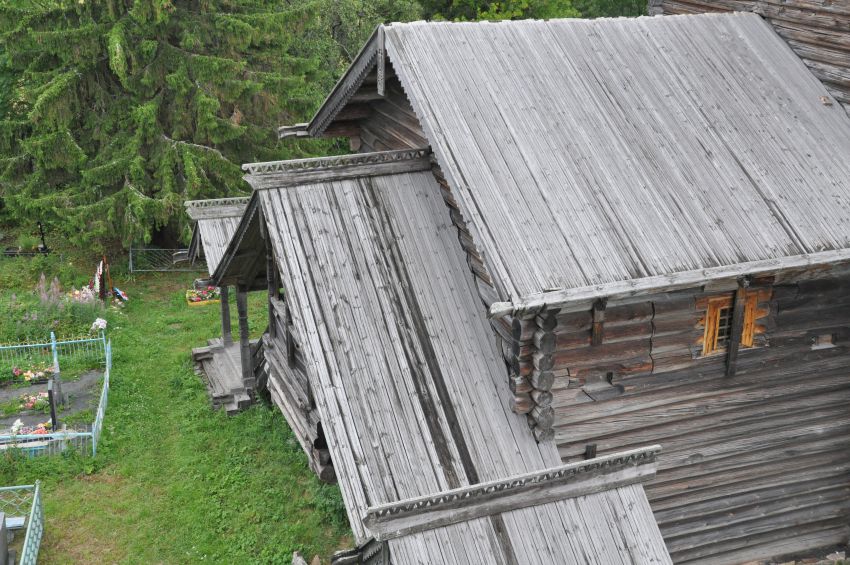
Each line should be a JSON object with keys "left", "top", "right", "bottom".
{"left": 242, "top": 147, "right": 431, "bottom": 189}
{"left": 363, "top": 445, "right": 661, "bottom": 541}
{"left": 211, "top": 194, "right": 261, "bottom": 287}
{"left": 490, "top": 248, "right": 850, "bottom": 318}
{"left": 298, "top": 26, "right": 385, "bottom": 138}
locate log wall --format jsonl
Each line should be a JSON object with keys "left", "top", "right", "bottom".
{"left": 550, "top": 267, "right": 850, "bottom": 564}
{"left": 263, "top": 296, "right": 334, "bottom": 482}
{"left": 357, "top": 77, "right": 428, "bottom": 152}
{"left": 650, "top": 0, "right": 850, "bottom": 115}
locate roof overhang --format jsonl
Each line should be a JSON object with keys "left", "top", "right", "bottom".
{"left": 214, "top": 148, "right": 432, "bottom": 289}
{"left": 279, "top": 26, "right": 387, "bottom": 139}
{"left": 489, "top": 248, "right": 850, "bottom": 319}
{"left": 210, "top": 195, "right": 267, "bottom": 290}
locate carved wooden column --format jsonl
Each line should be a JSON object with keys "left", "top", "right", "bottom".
{"left": 220, "top": 285, "right": 233, "bottom": 345}
{"left": 236, "top": 285, "right": 251, "bottom": 384}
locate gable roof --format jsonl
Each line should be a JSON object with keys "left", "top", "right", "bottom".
{"left": 234, "top": 150, "right": 670, "bottom": 563}
{"left": 306, "top": 13, "right": 850, "bottom": 316}
{"left": 184, "top": 197, "right": 249, "bottom": 276}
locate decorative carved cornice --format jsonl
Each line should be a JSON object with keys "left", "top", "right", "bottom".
{"left": 184, "top": 197, "right": 250, "bottom": 209}
{"left": 373, "top": 446, "right": 658, "bottom": 520}
{"left": 184, "top": 197, "right": 250, "bottom": 220}
{"left": 362, "top": 445, "right": 661, "bottom": 541}
{"left": 243, "top": 148, "right": 428, "bottom": 175}
{"left": 242, "top": 148, "right": 432, "bottom": 190}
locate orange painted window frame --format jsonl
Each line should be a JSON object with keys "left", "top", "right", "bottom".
{"left": 702, "top": 292, "right": 758, "bottom": 356}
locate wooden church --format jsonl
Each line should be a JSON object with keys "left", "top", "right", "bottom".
{"left": 200, "top": 9, "right": 850, "bottom": 565}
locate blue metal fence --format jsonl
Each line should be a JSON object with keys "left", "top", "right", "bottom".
{"left": 91, "top": 341, "right": 111, "bottom": 457}
{"left": 19, "top": 481, "right": 43, "bottom": 565}
{"left": 0, "top": 481, "right": 43, "bottom": 564}
{"left": 0, "top": 332, "right": 106, "bottom": 378}
{"left": 0, "top": 334, "right": 112, "bottom": 458}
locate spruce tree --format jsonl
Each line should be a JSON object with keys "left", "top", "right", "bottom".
{"left": 420, "top": 0, "right": 579, "bottom": 21}
{"left": 0, "top": 1, "right": 352, "bottom": 248}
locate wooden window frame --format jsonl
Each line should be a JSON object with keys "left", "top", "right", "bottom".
{"left": 702, "top": 292, "right": 758, "bottom": 356}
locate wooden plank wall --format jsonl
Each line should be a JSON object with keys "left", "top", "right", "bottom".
{"left": 550, "top": 268, "right": 850, "bottom": 564}
{"left": 650, "top": 0, "right": 850, "bottom": 114}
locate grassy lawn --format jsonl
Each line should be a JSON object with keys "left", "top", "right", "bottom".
{"left": 0, "top": 251, "right": 351, "bottom": 563}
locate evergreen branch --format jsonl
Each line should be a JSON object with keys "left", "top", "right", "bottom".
{"left": 161, "top": 135, "right": 225, "bottom": 160}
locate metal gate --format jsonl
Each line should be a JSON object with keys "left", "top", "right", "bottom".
{"left": 128, "top": 248, "right": 207, "bottom": 273}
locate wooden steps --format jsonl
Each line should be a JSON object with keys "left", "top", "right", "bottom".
{"left": 192, "top": 338, "right": 256, "bottom": 415}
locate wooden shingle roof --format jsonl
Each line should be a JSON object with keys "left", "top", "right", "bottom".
{"left": 306, "top": 13, "right": 850, "bottom": 316}
{"left": 649, "top": 0, "right": 850, "bottom": 116}
{"left": 386, "top": 13, "right": 850, "bottom": 303}
{"left": 184, "top": 197, "right": 249, "bottom": 276}
{"left": 235, "top": 150, "right": 670, "bottom": 563}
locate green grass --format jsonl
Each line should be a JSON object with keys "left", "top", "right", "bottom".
{"left": 0, "top": 251, "right": 351, "bottom": 563}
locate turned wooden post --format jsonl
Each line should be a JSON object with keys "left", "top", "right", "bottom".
{"left": 220, "top": 285, "right": 233, "bottom": 345}
{"left": 236, "top": 285, "right": 251, "bottom": 384}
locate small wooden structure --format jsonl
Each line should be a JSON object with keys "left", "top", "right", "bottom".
{"left": 272, "top": 13, "right": 850, "bottom": 564}
{"left": 217, "top": 150, "right": 671, "bottom": 563}
{"left": 185, "top": 197, "right": 254, "bottom": 414}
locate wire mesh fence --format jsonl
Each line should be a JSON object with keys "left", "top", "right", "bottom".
{"left": 0, "top": 334, "right": 111, "bottom": 458}
{"left": 129, "top": 248, "right": 207, "bottom": 273}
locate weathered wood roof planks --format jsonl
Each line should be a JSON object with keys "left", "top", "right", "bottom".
{"left": 649, "top": 0, "right": 850, "bottom": 114}
{"left": 378, "top": 14, "right": 850, "bottom": 308}
{"left": 236, "top": 151, "right": 671, "bottom": 563}
{"left": 184, "top": 197, "right": 249, "bottom": 276}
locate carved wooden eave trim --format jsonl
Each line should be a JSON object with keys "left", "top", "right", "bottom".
{"left": 489, "top": 248, "right": 850, "bottom": 319}
{"left": 362, "top": 445, "right": 661, "bottom": 541}
{"left": 242, "top": 148, "right": 431, "bottom": 190}
{"left": 284, "top": 26, "right": 385, "bottom": 139}
{"left": 184, "top": 197, "right": 250, "bottom": 220}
